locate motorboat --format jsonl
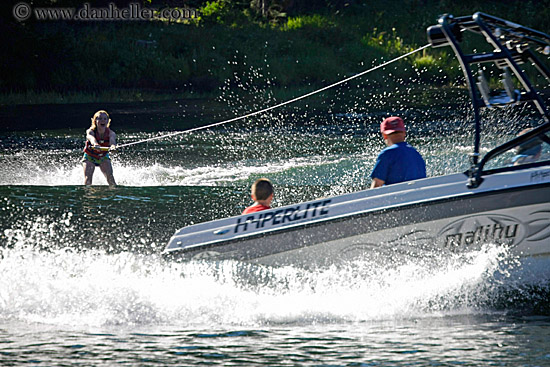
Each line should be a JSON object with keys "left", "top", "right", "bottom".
{"left": 163, "top": 12, "right": 550, "bottom": 267}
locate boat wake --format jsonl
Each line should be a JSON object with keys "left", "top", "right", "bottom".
{"left": 0, "top": 123, "right": 476, "bottom": 187}
{"left": 0, "top": 149, "right": 362, "bottom": 187}
{"left": 1, "top": 242, "right": 548, "bottom": 328}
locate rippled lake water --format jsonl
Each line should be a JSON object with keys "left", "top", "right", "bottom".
{"left": 2, "top": 104, "right": 550, "bottom": 365}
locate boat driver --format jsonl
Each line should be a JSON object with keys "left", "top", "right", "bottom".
{"left": 512, "top": 128, "right": 543, "bottom": 166}
{"left": 370, "top": 116, "right": 426, "bottom": 188}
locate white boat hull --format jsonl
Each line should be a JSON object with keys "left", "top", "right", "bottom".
{"left": 164, "top": 166, "right": 550, "bottom": 267}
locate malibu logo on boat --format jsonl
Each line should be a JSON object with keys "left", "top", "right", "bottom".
{"left": 234, "top": 199, "right": 332, "bottom": 233}
{"left": 437, "top": 214, "right": 525, "bottom": 250}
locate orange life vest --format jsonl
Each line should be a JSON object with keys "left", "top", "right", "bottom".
{"left": 83, "top": 128, "right": 111, "bottom": 159}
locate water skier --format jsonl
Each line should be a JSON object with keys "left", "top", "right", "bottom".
{"left": 82, "top": 110, "right": 117, "bottom": 186}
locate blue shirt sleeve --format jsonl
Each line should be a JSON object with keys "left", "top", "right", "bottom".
{"left": 370, "top": 150, "right": 391, "bottom": 182}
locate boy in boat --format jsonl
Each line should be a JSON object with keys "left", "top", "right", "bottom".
{"left": 243, "top": 178, "right": 274, "bottom": 214}
{"left": 370, "top": 116, "right": 426, "bottom": 188}
{"left": 82, "top": 110, "right": 117, "bottom": 186}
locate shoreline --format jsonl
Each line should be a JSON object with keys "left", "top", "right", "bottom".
{"left": 2, "top": 86, "right": 548, "bottom": 132}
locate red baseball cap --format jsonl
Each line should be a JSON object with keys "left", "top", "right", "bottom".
{"left": 380, "top": 116, "right": 406, "bottom": 134}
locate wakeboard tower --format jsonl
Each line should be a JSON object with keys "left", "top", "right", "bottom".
{"left": 163, "top": 12, "right": 550, "bottom": 267}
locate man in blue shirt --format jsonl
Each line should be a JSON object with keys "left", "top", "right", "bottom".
{"left": 370, "top": 116, "right": 426, "bottom": 188}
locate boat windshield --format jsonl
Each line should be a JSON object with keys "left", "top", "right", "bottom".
{"left": 482, "top": 130, "right": 550, "bottom": 171}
